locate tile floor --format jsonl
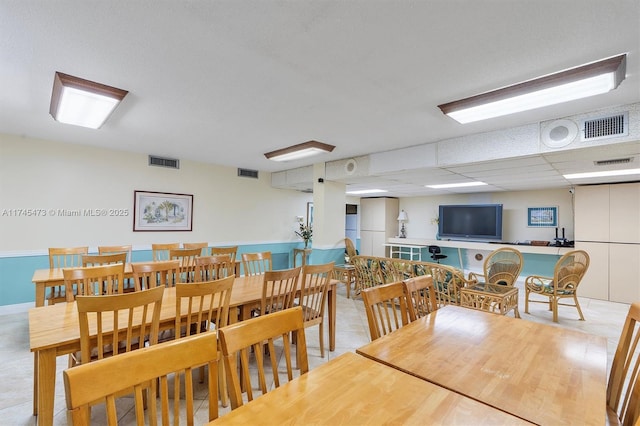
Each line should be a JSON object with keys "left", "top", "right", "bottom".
{"left": 0, "top": 281, "right": 632, "bottom": 425}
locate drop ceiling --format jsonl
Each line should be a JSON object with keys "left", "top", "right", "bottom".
{"left": 1, "top": 1, "right": 639, "bottom": 196}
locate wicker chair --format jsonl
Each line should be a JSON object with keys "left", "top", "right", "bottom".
{"left": 524, "top": 250, "right": 590, "bottom": 322}
{"left": 468, "top": 247, "right": 524, "bottom": 287}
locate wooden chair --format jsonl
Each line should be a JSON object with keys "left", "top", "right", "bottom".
{"left": 169, "top": 247, "right": 200, "bottom": 282}
{"left": 468, "top": 247, "right": 524, "bottom": 286}
{"left": 241, "top": 251, "right": 272, "bottom": 276}
{"left": 195, "top": 255, "right": 235, "bottom": 282}
{"left": 175, "top": 275, "right": 234, "bottom": 406}
{"left": 298, "top": 262, "right": 334, "bottom": 358}
{"left": 152, "top": 243, "right": 180, "bottom": 261}
{"left": 63, "top": 263, "right": 126, "bottom": 302}
{"left": 82, "top": 253, "right": 126, "bottom": 267}
{"left": 362, "top": 281, "right": 414, "bottom": 341}
{"left": 261, "top": 266, "right": 301, "bottom": 316}
{"left": 524, "top": 250, "right": 590, "bottom": 322}
{"left": 211, "top": 246, "right": 238, "bottom": 263}
{"left": 75, "top": 286, "right": 164, "bottom": 365}
{"left": 48, "top": 247, "right": 89, "bottom": 304}
{"left": 63, "top": 332, "right": 219, "bottom": 425}
{"left": 97, "top": 245, "right": 132, "bottom": 263}
{"left": 403, "top": 275, "right": 438, "bottom": 319}
{"left": 218, "top": 306, "right": 309, "bottom": 409}
{"left": 131, "top": 260, "right": 182, "bottom": 290}
{"left": 183, "top": 242, "right": 210, "bottom": 256}
{"left": 607, "top": 302, "right": 640, "bottom": 426}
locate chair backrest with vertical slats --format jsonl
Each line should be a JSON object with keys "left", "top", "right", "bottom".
{"left": 211, "top": 246, "right": 238, "bottom": 264}
{"left": 183, "top": 242, "right": 210, "bottom": 256}
{"left": 151, "top": 243, "right": 180, "bottom": 261}
{"left": 175, "top": 276, "right": 234, "bottom": 338}
{"left": 242, "top": 251, "right": 272, "bottom": 276}
{"left": 218, "top": 306, "right": 308, "bottom": 410}
{"left": 63, "top": 332, "right": 218, "bottom": 425}
{"left": 607, "top": 302, "right": 640, "bottom": 426}
{"left": 131, "top": 260, "right": 181, "bottom": 290}
{"left": 49, "top": 247, "right": 88, "bottom": 268}
{"left": 63, "top": 263, "right": 126, "bottom": 301}
{"left": 261, "top": 266, "right": 301, "bottom": 315}
{"left": 299, "top": 262, "right": 334, "bottom": 326}
{"left": 97, "top": 245, "right": 132, "bottom": 263}
{"left": 195, "top": 255, "right": 235, "bottom": 282}
{"left": 362, "top": 281, "right": 413, "bottom": 341}
{"left": 403, "top": 275, "right": 438, "bottom": 319}
{"left": 169, "top": 248, "right": 200, "bottom": 282}
{"left": 75, "top": 286, "right": 164, "bottom": 364}
{"left": 82, "top": 253, "right": 127, "bottom": 267}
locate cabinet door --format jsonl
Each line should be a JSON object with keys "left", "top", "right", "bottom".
{"left": 575, "top": 242, "right": 609, "bottom": 300}
{"left": 575, "top": 186, "right": 609, "bottom": 242}
{"left": 609, "top": 243, "right": 640, "bottom": 303}
{"left": 610, "top": 183, "right": 640, "bottom": 243}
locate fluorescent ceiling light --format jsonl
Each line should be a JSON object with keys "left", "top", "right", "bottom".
{"left": 438, "top": 54, "right": 627, "bottom": 124}
{"left": 426, "top": 182, "right": 488, "bottom": 189}
{"left": 564, "top": 168, "right": 640, "bottom": 179}
{"left": 346, "top": 189, "right": 388, "bottom": 195}
{"left": 265, "top": 140, "right": 335, "bottom": 161}
{"left": 49, "top": 72, "right": 128, "bottom": 129}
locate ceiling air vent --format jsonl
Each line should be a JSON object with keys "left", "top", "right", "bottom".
{"left": 238, "top": 168, "right": 259, "bottom": 179}
{"left": 581, "top": 112, "right": 628, "bottom": 141}
{"left": 594, "top": 158, "right": 633, "bottom": 166}
{"left": 149, "top": 155, "right": 179, "bottom": 169}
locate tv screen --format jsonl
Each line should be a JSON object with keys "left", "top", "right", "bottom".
{"left": 438, "top": 204, "right": 503, "bottom": 241}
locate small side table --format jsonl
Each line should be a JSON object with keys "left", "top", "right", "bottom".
{"left": 293, "top": 248, "right": 312, "bottom": 267}
{"left": 460, "top": 283, "right": 520, "bottom": 318}
{"left": 333, "top": 263, "right": 356, "bottom": 298}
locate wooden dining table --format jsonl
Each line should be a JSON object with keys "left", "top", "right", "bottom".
{"left": 356, "top": 305, "right": 608, "bottom": 425}
{"left": 28, "top": 274, "right": 337, "bottom": 426}
{"left": 31, "top": 260, "right": 242, "bottom": 307}
{"left": 208, "top": 352, "right": 532, "bottom": 425}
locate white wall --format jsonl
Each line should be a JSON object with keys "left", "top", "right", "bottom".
{"left": 0, "top": 133, "right": 311, "bottom": 252}
{"left": 398, "top": 189, "right": 575, "bottom": 243}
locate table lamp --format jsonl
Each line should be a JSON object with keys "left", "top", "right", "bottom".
{"left": 397, "top": 210, "right": 408, "bottom": 238}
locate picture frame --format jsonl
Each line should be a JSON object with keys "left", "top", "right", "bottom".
{"left": 133, "top": 190, "right": 193, "bottom": 231}
{"left": 307, "top": 202, "right": 314, "bottom": 227}
{"left": 527, "top": 206, "right": 558, "bottom": 227}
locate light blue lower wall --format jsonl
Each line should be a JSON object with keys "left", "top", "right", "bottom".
{"left": 0, "top": 242, "right": 347, "bottom": 306}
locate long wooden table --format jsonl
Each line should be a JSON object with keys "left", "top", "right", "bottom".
{"left": 356, "top": 305, "right": 608, "bottom": 425}
{"left": 208, "top": 352, "right": 532, "bottom": 425}
{"left": 31, "top": 261, "right": 242, "bottom": 307}
{"left": 29, "top": 274, "right": 337, "bottom": 426}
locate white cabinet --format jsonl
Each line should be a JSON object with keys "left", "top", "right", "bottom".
{"left": 360, "top": 198, "right": 399, "bottom": 257}
{"left": 575, "top": 183, "right": 640, "bottom": 303}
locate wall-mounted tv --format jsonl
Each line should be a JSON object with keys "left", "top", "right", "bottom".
{"left": 438, "top": 204, "right": 503, "bottom": 242}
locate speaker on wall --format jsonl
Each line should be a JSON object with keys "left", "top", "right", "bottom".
{"left": 541, "top": 119, "right": 578, "bottom": 148}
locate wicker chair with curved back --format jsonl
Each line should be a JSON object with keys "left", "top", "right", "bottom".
{"left": 524, "top": 250, "right": 590, "bottom": 322}
{"left": 469, "top": 247, "right": 524, "bottom": 287}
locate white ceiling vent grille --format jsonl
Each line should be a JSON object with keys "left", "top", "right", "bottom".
{"left": 594, "top": 158, "right": 633, "bottom": 166}
{"left": 581, "top": 112, "right": 628, "bottom": 141}
{"left": 149, "top": 155, "right": 179, "bottom": 169}
{"left": 238, "top": 168, "right": 259, "bottom": 179}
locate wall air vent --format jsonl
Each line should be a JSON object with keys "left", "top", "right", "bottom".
{"left": 594, "top": 158, "right": 633, "bottom": 166}
{"left": 149, "top": 155, "right": 179, "bottom": 169}
{"left": 237, "top": 168, "right": 259, "bottom": 179}
{"left": 581, "top": 112, "right": 628, "bottom": 141}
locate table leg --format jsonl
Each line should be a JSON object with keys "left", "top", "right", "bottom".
{"left": 36, "top": 348, "right": 56, "bottom": 426}
{"left": 33, "top": 353, "right": 38, "bottom": 415}
{"left": 328, "top": 286, "right": 336, "bottom": 351}
{"left": 35, "top": 283, "right": 45, "bottom": 308}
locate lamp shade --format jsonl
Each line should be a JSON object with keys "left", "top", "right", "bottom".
{"left": 397, "top": 210, "right": 408, "bottom": 222}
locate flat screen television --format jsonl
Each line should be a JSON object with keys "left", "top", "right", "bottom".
{"left": 438, "top": 204, "right": 503, "bottom": 242}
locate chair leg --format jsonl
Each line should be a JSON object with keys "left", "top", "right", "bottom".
{"left": 219, "top": 361, "right": 229, "bottom": 407}
{"left": 319, "top": 322, "right": 325, "bottom": 359}
{"left": 524, "top": 288, "right": 530, "bottom": 314}
{"left": 552, "top": 298, "right": 559, "bottom": 323}
{"left": 573, "top": 295, "right": 585, "bottom": 321}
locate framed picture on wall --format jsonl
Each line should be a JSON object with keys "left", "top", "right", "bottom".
{"left": 527, "top": 206, "right": 558, "bottom": 227}
{"left": 133, "top": 190, "right": 193, "bottom": 231}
